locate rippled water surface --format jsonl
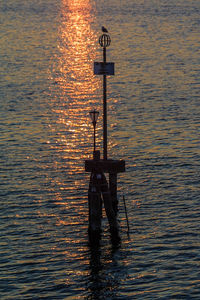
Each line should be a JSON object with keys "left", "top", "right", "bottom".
{"left": 1, "top": 0, "right": 200, "bottom": 299}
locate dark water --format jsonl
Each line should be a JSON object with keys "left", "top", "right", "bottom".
{"left": 1, "top": 0, "right": 200, "bottom": 298}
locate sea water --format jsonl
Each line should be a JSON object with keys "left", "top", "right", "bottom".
{"left": 0, "top": 0, "right": 200, "bottom": 298}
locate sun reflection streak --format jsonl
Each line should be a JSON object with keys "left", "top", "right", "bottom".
{"left": 56, "top": 0, "right": 100, "bottom": 99}
{"left": 49, "top": 0, "right": 102, "bottom": 168}
{"left": 46, "top": 0, "right": 103, "bottom": 231}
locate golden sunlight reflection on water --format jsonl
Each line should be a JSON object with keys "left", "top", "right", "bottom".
{"left": 49, "top": 0, "right": 102, "bottom": 168}
{"left": 46, "top": 0, "right": 104, "bottom": 229}
{"left": 57, "top": 0, "right": 99, "bottom": 97}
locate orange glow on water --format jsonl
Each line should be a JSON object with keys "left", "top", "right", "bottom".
{"left": 47, "top": 0, "right": 103, "bottom": 214}
{"left": 57, "top": 0, "right": 100, "bottom": 99}
{"left": 49, "top": 0, "right": 102, "bottom": 174}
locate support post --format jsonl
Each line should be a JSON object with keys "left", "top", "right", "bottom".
{"left": 88, "top": 173, "right": 102, "bottom": 242}
{"left": 109, "top": 172, "right": 118, "bottom": 215}
{"left": 100, "top": 172, "right": 120, "bottom": 242}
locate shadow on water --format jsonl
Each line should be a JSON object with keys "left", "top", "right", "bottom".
{"left": 86, "top": 232, "right": 129, "bottom": 300}
{"left": 87, "top": 244, "right": 119, "bottom": 299}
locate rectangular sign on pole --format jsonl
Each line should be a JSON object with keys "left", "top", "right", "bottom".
{"left": 94, "top": 62, "right": 115, "bottom": 75}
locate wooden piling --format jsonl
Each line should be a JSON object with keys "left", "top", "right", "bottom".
{"left": 88, "top": 173, "right": 102, "bottom": 242}
{"left": 100, "top": 173, "right": 118, "bottom": 229}
{"left": 109, "top": 172, "right": 118, "bottom": 216}
{"left": 85, "top": 159, "right": 125, "bottom": 240}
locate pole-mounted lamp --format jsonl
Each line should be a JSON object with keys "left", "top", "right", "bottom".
{"left": 89, "top": 109, "right": 99, "bottom": 153}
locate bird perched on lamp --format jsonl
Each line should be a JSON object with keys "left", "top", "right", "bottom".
{"left": 102, "top": 26, "right": 108, "bottom": 33}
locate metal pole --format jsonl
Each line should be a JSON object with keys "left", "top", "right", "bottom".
{"left": 103, "top": 46, "right": 107, "bottom": 160}
{"left": 93, "top": 123, "right": 96, "bottom": 152}
{"left": 123, "top": 194, "right": 130, "bottom": 235}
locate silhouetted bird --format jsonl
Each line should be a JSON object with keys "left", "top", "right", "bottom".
{"left": 102, "top": 26, "right": 108, "bottom": 33}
